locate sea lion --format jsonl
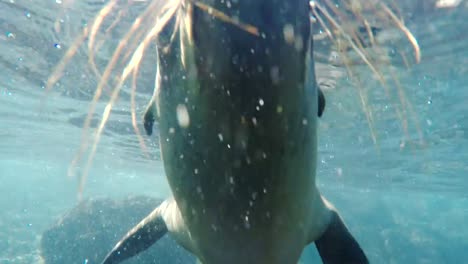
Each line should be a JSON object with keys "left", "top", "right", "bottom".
{"left": 102, "top": 1, "right": 367, "bottom": 263}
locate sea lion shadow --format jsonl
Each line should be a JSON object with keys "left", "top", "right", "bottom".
{"left": 40, "top": 196, "right": 196, "bottom": 264}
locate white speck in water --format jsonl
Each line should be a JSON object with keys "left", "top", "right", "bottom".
{"left": 54, "top": 43, "right": 61, "bottom": 49}
{"left": 426, "top": 119, "right": 433, "bottom": 126}
{"left": 283, "top": 24, "right": 295, "bottom": 45}
{"left": 262, "top": 152, "right": 267, "bottom": 159}
{"left": 169, "top": 127, "right": 175, "bottom": 134}
{"left": 227, "top": 144, "right": 231, "bottom": 149}
{"left": 263, "top": 188, "right": 268, "bottom": 194}
{"left": 194, "top": 168, "right": 199, "bottom": 174}
{"left": 176, "top": 104, "right": 190, "bottom": 128}
{"left": 244, "top": 215, "right": 250, "bottom": 229}
{"left": 252, "top": 117, "right": 257, "bottom": 126}
{"left": 276, "top": 105, "right": 283, "bottom": 113}
{"left": 302, "top": 118, "right": 308, "bottom": 125}
{"left": 56, "top": 0, "right": 62, "bottom": 4}
{"left": 211, "top": 224, "right": 218, "bottom": 232}
{"left": 218, "top": 133, "right": 224, "bottom": 142}
{"left": 179, "top": 154, "right": 184, "bottom": 159}
{"left": 270, "top": 66, "right": 280, "bottom": 85}
{"left": 259, "top": 98, "right": 264, "bottom": 106}
{"left": 251, "top": 192, "right": 257, "bottom": 200}
{"left": 294, "top": 35, "right": 304, "bottom": 51}
{"left": 197, "top": 186, "right": 202, "bottom": 193}
{"left": 336, "top": 167, "right": 343, "bottom": 177}
{"left": 229, "top": 177, "right": 234, "bottom": 184}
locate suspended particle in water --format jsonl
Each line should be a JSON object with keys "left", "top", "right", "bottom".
{"left": 176, "top": 104, "right": 190, "bottom": 128}
{"left": 283, "top": 24, "right": 295, "bottom": 45}
{"left": 244, "top": 215, "right": 250, "bottom": 229}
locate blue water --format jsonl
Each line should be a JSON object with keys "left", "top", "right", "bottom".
{"left": 0, "top": 0, "right": 467, "bottom": 263}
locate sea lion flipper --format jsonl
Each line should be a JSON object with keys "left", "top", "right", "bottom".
{"left": 143, "top": 97, "right": 158, "bottom": 136}
{"left": 101, "top": 204, "right": 168, "bottom": 264}
{"left": 318, "top": 87, "right": 326, "bottom": 118}
{"left": 314, "top": 210, "right": 369, "bottom": 264}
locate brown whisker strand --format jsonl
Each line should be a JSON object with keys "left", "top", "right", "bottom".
{"left": 380, "top": 2, "right": 421, "bottom": 64}
{"left": 190, "top": 0, "right": 259, "bottom": 36}
{"left": 88, "top": 0, "right": 118, "bottom": 80}
{"left": 77, "top": 1, "right": 182, "bottom": 194}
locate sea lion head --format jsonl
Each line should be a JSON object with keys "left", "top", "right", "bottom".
{"left": 151, "top": 1, "right": 321, "bottom": 262}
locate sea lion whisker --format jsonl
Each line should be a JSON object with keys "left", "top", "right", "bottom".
{"left": 67, "top": 15, "right": 144, "bottom": 180}
{"left": 189, "top": 0, "right": 259, "bottom": 36}
{"left": 312, "top": 2, "right": 387, "bottom": 86}
{"left": 380, "top": 2, "right": 421, "bottom": 64}
{"left": 311, "top": 1, "right": 378, "bottom": 144}
{"left": 88, "top": 0, "right": 118, "bottom": 80}
{"left": 130, "top": 58, "right": 151, "bottom": 160}
{"left": 77, "top": 2, "right": 182, "bottom": 195}
{"left": 80, "top": 43, "right": 145, "bottom": 197}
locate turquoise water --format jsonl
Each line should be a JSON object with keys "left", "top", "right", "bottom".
{"left": 0, "top": 0, "right": 467, "bottom": 263}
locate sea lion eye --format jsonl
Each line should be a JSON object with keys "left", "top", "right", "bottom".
{"left": 318, "top": 87, "right": 325, "bottom": 118}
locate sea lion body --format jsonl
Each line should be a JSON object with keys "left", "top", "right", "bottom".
{"left": 102, "top": 1, "right": 367, "bottom": 263}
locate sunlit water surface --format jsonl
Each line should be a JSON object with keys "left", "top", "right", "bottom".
{"left": 0, "top": 0, "right": 467, "bottom": 263}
